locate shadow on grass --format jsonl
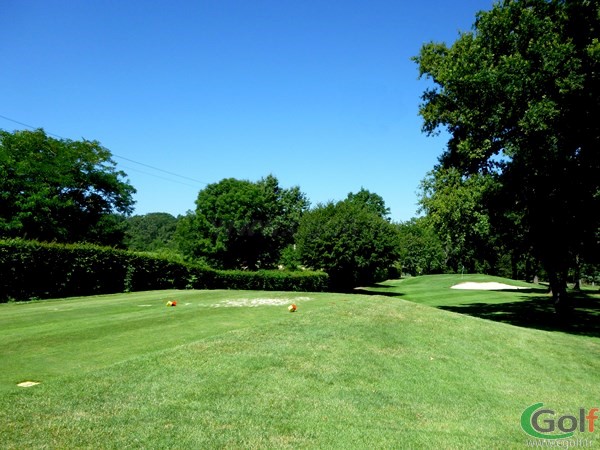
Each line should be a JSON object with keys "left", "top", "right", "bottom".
{"left": 439, "top": 292, "right": 600, "bottom": 338}
{"left": 489, "top": 287, "right": 549, "bottom": 295}
{"left": 353, "top": 283, "right": 405, "bottom": 298}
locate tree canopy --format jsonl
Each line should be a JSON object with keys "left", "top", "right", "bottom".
{"left": 0, "top": 129, "right": 135, "bottom": 246}
{"left": 345, "top": 188, "right": 391, "bottom": 220}
{"left": 418, "top": 167, "right": 498, "bottom": 274}
{"left": 396, "top": 217, "right": 445, "bottom": 277}
{"left": 125, "top": 212, "right": 178, "bottom": 253}
{"left": 295, "top": 197, "right": 399, "bottom": 291}
{"left": 414, "top": 0, "right": 600, "bottom": 309}
{"left": 179, "top": 175, "right": 309, "bottom": 269}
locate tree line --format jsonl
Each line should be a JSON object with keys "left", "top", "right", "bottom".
{"left": 130, "top": 179, "right": 401, "bottom": 291}
{"left": 0, "top": 129, "right": 400, "bottom": 290}
{"left": 1, "top": 0, "right": 598, "bottom": 301}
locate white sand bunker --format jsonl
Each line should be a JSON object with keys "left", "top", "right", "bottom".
{"left": 213, "top": 297, "right": 312, "bottom": 308}
{"left": 451, "top": 282, "right": 528, "bottom": 290}
{"left": 17, "top": 381, "right": 40, "bottom": 388}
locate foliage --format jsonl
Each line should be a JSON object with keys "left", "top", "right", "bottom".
{"left": 125, "top": 212, "right": 178, "bottom": 252}
{"left": 180, "top": 175, "right": 309, "bottom": 270}
{"left": 0, "top": 129, "right": 136, "bottom": 246}
{"left": 296, "top": 199, "right": 400, "bottom": 291}
{"left": 418, "top": 167, "right": 498, "bottom": 273}
{"left": 173, "top": 211, "right": 202, "bottom": 263}
{"left": 0, "top": 239, "right": 326, "bottom": 302}
{"left": 580, "top": 263, "right": 600, "bottom": 286}
{"left": 0, "top": 239, "right": 195, "bottom": 301}
{"left": 212, "top": 269, "right": 328, "bottom": 292}
{"left": 345, "top": 187, "right": 391, "bottom": 220}
{"left": 396, "top": 217, "right": 446, "bottom": 276}
{"left": 414, "top": 0, "right": 600, "bottom": 307}
{"left": 278, "top": 244, "right": 302, "bottom": 271}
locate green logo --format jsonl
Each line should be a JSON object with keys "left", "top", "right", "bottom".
{"left": 521, "top": 403, "right": 599, "bottom": 440}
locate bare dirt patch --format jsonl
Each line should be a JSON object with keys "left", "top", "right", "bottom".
{"left": 213, "top": 297, "right": 312, "bottom": 308}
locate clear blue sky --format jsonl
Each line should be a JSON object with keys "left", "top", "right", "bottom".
{"left": 1, "top": 0, "right": 495, "bottom": 222}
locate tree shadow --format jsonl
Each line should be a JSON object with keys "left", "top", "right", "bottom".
{"left": 492, "top": 287, "right": 549, "bottom": 295}
{"left": 439, "top": 292, "right": 600, "bottom": 338}
{"left": 353, "top": 283, "right": 405, "bottom": 298}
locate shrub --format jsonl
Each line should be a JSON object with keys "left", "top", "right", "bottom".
{"left": 296, "top": 201, "right": 400, "bottom": 291}
{"left": 212, "top": 269, "right": 328, "bottom": 292}
{"left": 0, "top": 239, "right": 328, "bottom": 302}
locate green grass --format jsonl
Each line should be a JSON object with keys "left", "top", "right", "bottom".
{"left": 359, "top": 273, "right": 548, "bottom": 305}
{"left": 1, "top": 280, "right": 599, "bottom": 448}
{"left": 362, "top": 274, "right": 600, "bottom": 338}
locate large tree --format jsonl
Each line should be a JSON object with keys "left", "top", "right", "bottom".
{"left": 179, "top": 175, "right": 309, "bottom": 269}
{"left": 414, "top": 0, "right": 600, "bottom": 312}
{"left": 0, "top": 129, "right": 136, "bottom": 246}
{"left": 418, "top": 167, "right": 498, "bottom": 274}
{"left": 396, "top": 217, "right": 446, "bottom": 276}
{"left": 295, "top": 198, "right": 400, "bottom": 291}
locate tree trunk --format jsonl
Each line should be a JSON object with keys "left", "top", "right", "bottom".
{"left": 572, "top": 255, "right": 582, "bottom": 291}
{"left": 511, "top": 252, "right": 519, "bottom": 280}
{"left": 548, "top": 269, "right": 571, "bottom": 320}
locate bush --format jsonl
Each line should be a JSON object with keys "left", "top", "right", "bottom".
{"left": 212, "top": 269, "right": 329, "bottom": 292}
{"left": 296, "top": 201, "right": 400, "bottom": 291}
{"left": 0, "top": 239, "right": 327, "bottom": 302}
{"left": 0, "top": 240, "right": 129, "bottom": 300}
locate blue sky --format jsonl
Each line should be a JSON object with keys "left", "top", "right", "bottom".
{"left": 1, "top": 0, "right": 495, "bottom": 222}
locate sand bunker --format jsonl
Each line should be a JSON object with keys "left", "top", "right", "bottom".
{"left": 213, "top": 297, "right": 312, "bottom": 308}
{"left": 451, "top": 282, "right": 528, "bottom": 290}
{"left": 17, "top": 381, "right": 40, "bottom": 388}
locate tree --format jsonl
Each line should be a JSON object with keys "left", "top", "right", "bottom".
{"left": 345, "top": 188, "right": 391, "bottom": 220}
{"left": 418, "top": 167, "right": 498, "bottom": 274}
{"left": 0, "top": 129, "right": 136, "bottom": 246}
{"left": 414, "top": 0, "right": 600, "bottom": 313}
{"left": 179, "top": 175, "right": 309, "bottom": 269}
{"left": 295, "top": 199, "right": 400, "bottom": 291}
{"left": 174, "top": 211, "right": 200, "bottom": 263}
{"left": 125, "top": 212, "right": 178, "bottom": 253}
{"left": 396, "top": 217, "right": 446, "bottom": 276}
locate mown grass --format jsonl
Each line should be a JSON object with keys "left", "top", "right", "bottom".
{"left": 359, "top": 273, "right": 541, "bottom": 305}
{"left": 363, "top": 274, "right": 600, "bottom": 338}
{"left": 1, "top": 280, "right": 599, "bottom": 448}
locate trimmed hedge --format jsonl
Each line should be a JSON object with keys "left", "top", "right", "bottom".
{"left": 212, "top": 269, "right": 330, "bottom": 292}
{"left": 0, "top": 239, "right": 328, "bottom": 302}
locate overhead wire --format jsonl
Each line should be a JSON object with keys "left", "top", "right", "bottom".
{"left": 119, "top": 164, "right": 200, "bottom": 188}
{"left": 0, "top": 113, "right": 209, "bottom": 187}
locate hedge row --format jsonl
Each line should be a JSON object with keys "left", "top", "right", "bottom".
{"left": 0, "top": 240, "right": 328, "bottom": 302}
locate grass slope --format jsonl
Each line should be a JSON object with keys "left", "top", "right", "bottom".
{"left": 365, "top": 274, "right": 600, "bottom": 337}
{"left": 361, "top": 273, "right": 540, "bottom": 306}
{"left": 1, "top": 281, "right": 599, "bottom": 448}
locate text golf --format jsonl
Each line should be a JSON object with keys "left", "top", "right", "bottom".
{"left": 521, "top": 403, "right": 599, "bottom": 439}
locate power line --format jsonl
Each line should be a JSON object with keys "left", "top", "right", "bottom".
{"left": 119, "top": 164, "right": 201, "bottom": 189}
{"left": 0, "top": 113, "right": 209, "bottom": 186}
{"left": 114, "top": 154, "right": 207, "bottom": 185}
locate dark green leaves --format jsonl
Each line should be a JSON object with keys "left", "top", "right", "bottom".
{"left": 0, "top": 129, "right": 135, "bottom": 246}
{"left": 181, "top": 175, "right": 309, "bottom": 270}
{"left": 296, "top": 199, "right": 399, "bottom": 291}
{"left": 415, "top": 0, "right": 600, "bottom": 303}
